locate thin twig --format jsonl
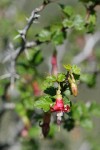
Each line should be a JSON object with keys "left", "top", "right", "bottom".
{"left": 2, "top": 0, "right": 56, "bottom": 85}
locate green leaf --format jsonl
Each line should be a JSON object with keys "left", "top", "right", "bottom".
{"left": 63, "top": 64, "right": 72, "bottom": 71}
{"left": 52, "top": 30, "right": 65, "bottom": 45}
{"left": 38, "top": 29, "right": 51, "bottom": 42}
{"left": 86, "top": 23, "right": 95, "bottom": 33}
{"left": 62, "top": 18, "right": 73, "bottom": 28}
{"left": 44, "top": 86, "right": 56, "bottom": 96}
{"left": 63, "top": 6, "right": 74, "bottom": 17}
{"left": 88, "top": 14, "right": 96, "bottom": 25}
{"left": 46, "top": 75, "right": 57, "bottom": 82}
{"left": 30, "top": 50, "right": 44, "bottom": 66}
{"left": 72, "top": 65, "right": 81, "bottom": 75}
{"left": 16, "top": 103, "right": 26, "bottom": 116}
{"left": 50, "top": 24, "right": 62, "bottom": 33}
{"left": 42, "top": 80, "right": 54, "bottom": 90}
{"left": 34, "top": 96, "right": 52, "bottom": 112}
{"left": 50, "top": 24, "right": 65, "bottom": 45}
{"left": 0, "top": 84, "right": 5, "bottom": 96}
{"left": 73, "top": 15, "right": 85, "bottom": 30}
{"left": 42, "top": 76, "right": 56, "bottom": 90}
{"left": 64, "top": 88, "right": 71, "bottom": 96}
{"left": 63, "top": 96, "right": 70, "bottom": 105}
{"left": 29, "top": 46, "right": 40, "bottom": 60}
{"left": 57, "top": 73, "right": 66, "bottom": 82}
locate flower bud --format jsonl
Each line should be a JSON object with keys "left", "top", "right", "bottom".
{"left": 32, "top": 81, "right": 41, "bottom": 96}
{"left": 51, "top": 50, "right": 58, "bottom": 76}
{"left": 71, "top": 82, "right": 78, "bottom": 97}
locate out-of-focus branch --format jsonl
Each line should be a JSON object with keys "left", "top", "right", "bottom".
{"left": 14, "top": 0, "right": 51, "bottom": 60}
{"left": 0, "top": 102, "right": 15, "bottom": 113}
{"left": 1, "top": 0, "right": 58, "bottom": 85}
{"left": 25, "top": 41, "right": 37, "bottom": 49}
{"left": 3, "top": 0, "right": 57, "bottom": 63}
{"left": 0, "top": 43, "right": 19, "bottom": 85}
{"left": 72, "top": 32, "right": 100, "bottom": 64}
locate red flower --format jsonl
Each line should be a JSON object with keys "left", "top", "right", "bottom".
{"left": 50, "top": 87, "right": 70, "bottom": 124}
{"left": 50, "top": 97, "right": 70, "bottom": 112}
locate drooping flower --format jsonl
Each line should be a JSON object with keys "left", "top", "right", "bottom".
{"left": 50, "top": 86, "right": 70, "bottom": 124}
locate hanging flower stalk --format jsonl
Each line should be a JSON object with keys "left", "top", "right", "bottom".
{"left": 51, "top": 50, "right": 58, "bottom": 76}
{"left": 50, "top": 85, "right": 70, "bottom": 124}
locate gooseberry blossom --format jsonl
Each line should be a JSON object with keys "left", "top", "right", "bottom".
{"left": 50, "top": 87, "right": 70, "bottom": 124}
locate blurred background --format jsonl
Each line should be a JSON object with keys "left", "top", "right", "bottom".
{"left": 0, "top": 0, "right": 100, "bottom": 150}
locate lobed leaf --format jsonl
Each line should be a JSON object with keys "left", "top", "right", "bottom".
{"left": 57, "top": 73, "right": 66, "bottom": 82}
{"left": 34, "top": 96, "right": 52, "bottom": 112}
{"left": 63, "top": 6, "right": 74, "bottom": 17}
{"left": 38, "top": 29, "right": 51, "bottom": 42}
{"left": 63, "top": 64, "right": 72, "bottom": 71}
{"left": 72, "top": 65, "right": 81, "bottom": 75}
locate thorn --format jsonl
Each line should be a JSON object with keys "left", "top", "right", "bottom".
{"left": 0, "top": 73, "right": 11, "bottom": 80}
{"left": 18, "top": 30, "right": 26, "bottom": 37}
{"left": 18, "top": 29, "right": 23, "bottom": 34}
{"left": 26, "top": 17, "right": 29, "bottom": 22}
{"left": 35, "top": 14, "right": 40, "bottom": 18}
{"left": 14, "top": 34, "right": 20, "bottom": 40}
{"left": 33, "top": 20, "right": 39, "bottom": 24}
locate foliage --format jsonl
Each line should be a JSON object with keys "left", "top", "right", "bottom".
{"left": 0, "top": 0, "right": 100, "bottom": 149}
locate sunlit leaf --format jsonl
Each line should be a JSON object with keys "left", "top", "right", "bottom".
{"left": 72, "top": 65, "right": 81, "bottom": 75}
{"left": 63, "top": 64, "right": 72, "bottom": 71}
{"left": 57, "top": 73, "right": 66, "bottom": 82}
